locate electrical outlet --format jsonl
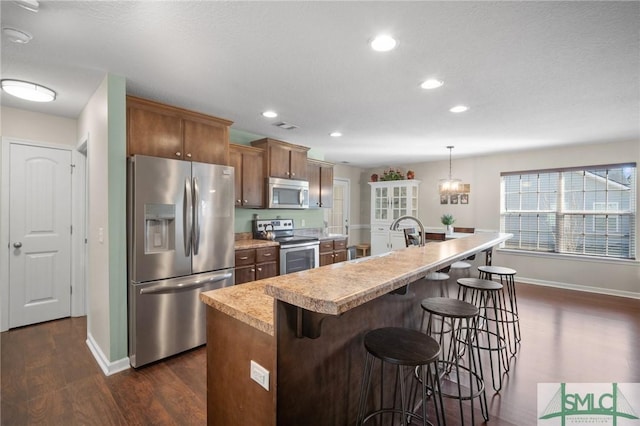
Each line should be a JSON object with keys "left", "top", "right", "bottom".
{"left": 250, "top": 360, "right": 270, "bottom": 391}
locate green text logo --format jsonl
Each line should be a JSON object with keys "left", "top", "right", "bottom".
{"left": 538, "top": 383, "right": 639, "bottom": 426}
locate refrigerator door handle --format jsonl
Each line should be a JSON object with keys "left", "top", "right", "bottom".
{"left": 192, "top": 177, "right": 200, "bottom": 255}
{"left": 138, "top": 272, "right": 233, "bottom": 295}
{"left": 184, "top": 177, "right": 193, "bottom": 256}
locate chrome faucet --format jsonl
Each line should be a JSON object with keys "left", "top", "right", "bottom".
{"left": 390, "top": 215, "right": 426, "bottom": 246}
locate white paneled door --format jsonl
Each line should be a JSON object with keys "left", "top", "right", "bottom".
{"left": 9, "top": 143, "right": 72, "bottom": 328}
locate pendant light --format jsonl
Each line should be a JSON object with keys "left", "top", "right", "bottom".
{"left": 439, "top": 146, "right": 461, "bottom": 194}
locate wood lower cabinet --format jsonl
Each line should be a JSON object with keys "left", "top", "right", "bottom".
{"left": 319, "top": 238, "right": 347, "bottom": 266}
{"left": 230, "top": 144, "right": 265, "bottom": 208}
{"left": 307, "top": 159, "right": 334, "bottom": 208}
{"left": 235, "top": 246, "right": 278, "bottom": 284}
{"left": 250, "top": 138, "right": 309, "bottom": 180}
{"left": 127, "top": 95, "right": 232, "bottom": 164}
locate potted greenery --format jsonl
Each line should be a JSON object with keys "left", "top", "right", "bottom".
{"left": 440, "top": 213, "right": 455, "bottom": 234}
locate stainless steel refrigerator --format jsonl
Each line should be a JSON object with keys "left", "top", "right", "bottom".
{"left": 127, "top": 155, "right": 235, "bottom": 368}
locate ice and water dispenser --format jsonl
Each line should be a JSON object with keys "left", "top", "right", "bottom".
{"left": 144, "top": 204, "right": 175, "bottom": 254}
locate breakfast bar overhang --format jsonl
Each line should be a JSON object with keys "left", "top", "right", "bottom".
{"left": 200, "top": 232, "right": 512, "bottom": 425}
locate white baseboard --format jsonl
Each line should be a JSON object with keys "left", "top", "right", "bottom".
{"left": 86, "top": 332, "right": 130, "bottom": 376}
{"left": 517, "top": 277, "right": 640, "bottom": 299}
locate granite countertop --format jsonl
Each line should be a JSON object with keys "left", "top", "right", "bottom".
{"left": 202, "top": 232, "right": 511, "bottom": 334}
{"left": 263, "top": 232, "right": 512, "bottom": 315}
{"left": 200, "top": 280, "right": 275, "bottom": 336}
{"left": 234, "top": 239, "right": 279, "bottom": 250}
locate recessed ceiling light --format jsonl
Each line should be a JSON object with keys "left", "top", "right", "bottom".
{"left": 13, "top": 0, "right": 39, "bottom": 12}
{"left": 420, "top": 79, "right": 443, "bottom": 90}
{"left": 449, "top": 105, "right": 469, "bottom": 113}
{"left": 1, "top": 79, "right": 56, "bottom": 102}
{"left": 370, "top": 35, "right": 397, "bottom": 52}
{"left": 330, "top": 132, "right": 342, "bottom": 138}
{"left": 262, "top": 110, "right": 278, "bottom": 118}
{"left": 2, "top": 27, "right": 32, "bottom": 44}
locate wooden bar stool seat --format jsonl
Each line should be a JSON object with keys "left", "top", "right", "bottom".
{"left": 356, "top": 327, "right": 445, "bottom": 426}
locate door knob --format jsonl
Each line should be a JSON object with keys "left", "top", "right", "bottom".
{"left": 13, "top": 242, "right": 22, "bottom": 248}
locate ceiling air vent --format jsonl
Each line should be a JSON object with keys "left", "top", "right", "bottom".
{"left": 272, "top": 121, "right": 299, "bottom": 130}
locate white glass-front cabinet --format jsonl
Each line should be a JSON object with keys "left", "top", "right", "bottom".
{"left": 369, "top": 180, "right": 420, "bottom": 255}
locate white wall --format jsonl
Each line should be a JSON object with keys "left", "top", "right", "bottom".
{"left": 363, "top": 140, "right": 640, "bottom": 296}
{"left": 76, "top": 74, "right": 128, "bottom": 374}
{"left": 1, "top": 106, "right": 77, "bottom": 145}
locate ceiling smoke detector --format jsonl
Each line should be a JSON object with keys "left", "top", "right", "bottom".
{"left": 272, "top": 121, "right": 299, "bottom": 130}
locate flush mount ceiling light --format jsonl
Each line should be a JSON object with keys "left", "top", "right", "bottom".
{"left": 450, "top": 105, "right": 469, "bottom": 113}
{"left": 14, "top": 0, "right": 39, "bottom": 12}
{"left": 330, "top": 132, "right": 342, "bottom": 138}
{"left": 2, "top": 27, "right": 33, "bottom": 44}
{"left": 439, "top": 146, "right": 462, "bottom": 195}
{"left": 370, "top": 34, "right": 397, "bottom": 52}
{"left": 1, "top": 79, "right": 56, "bottom": 102}
{"left": 262, "top": 110, "right": 278, "bottom": 118}
{"left": 420, "top": 79, "right": 443, "bottom": 90}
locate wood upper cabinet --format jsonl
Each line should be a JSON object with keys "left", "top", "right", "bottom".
{"left": 127, "top": 95, "right": 232, "bottom": 164}
{"left": 250, "top": 138, "right": 309, "bottom": 180}
{"left": 230, "top": 144, "right": 265, "bottom": 208}
{"left": 307, "top": 159, "right": 334, "bottom": 208}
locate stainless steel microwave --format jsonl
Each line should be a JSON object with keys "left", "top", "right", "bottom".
{"left": 267, "top": 177, "right": 309, "bottom": 209}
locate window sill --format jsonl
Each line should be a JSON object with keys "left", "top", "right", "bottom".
{"left": 496, "top": 248, "right": 639, "bottom": 266}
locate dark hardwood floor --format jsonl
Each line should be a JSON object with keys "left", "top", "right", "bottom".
{"left": 1, "top": 283, "right": 638, "bottom": 425}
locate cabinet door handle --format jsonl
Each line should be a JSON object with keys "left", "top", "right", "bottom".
{"left": 186, "top": 153, "right": 192, "bottom": 158}
{"left": 176, "top": 152, "right": 182, "bottom": 157}
{"left": 251, "top": 268, "right": 255, "bottom": 272}
{"left": 240, "top": 256, "right": 249, "bottom": 260}
{"left": 263, "top": 253, "right": 271, "bottom": 257}
{"left": 257, "top": 267, "right": 262, "bottom": 272}
{"left": 237, "top": 199, "right": 241, "bottom": 203}
{"left": 244, "top": 199, "right": 248, "bottom": 203}
{"left": 291, "top": 172, "right": 295, "bottom": 176}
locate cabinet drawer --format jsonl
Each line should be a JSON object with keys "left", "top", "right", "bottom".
{"left": 235, "top": 249, "right": 256, "bottom": 266}
{"left": 256, "top": 247, "right": 277, "bottom": 263}
{"left": 333, "top": 239, "right": 347, "bottom": 250}
{"left": 319, "top": 241, "right": 334, "bottom": 253}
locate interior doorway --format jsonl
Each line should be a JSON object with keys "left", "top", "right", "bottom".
{"left": 7, "top": 141, "right": 72, "bottom": 328}
{"left": 325, "top": 178, "right": 350, "bottom": 236}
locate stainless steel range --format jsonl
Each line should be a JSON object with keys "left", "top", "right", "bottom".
{"left": 254, "top": 219, "right": 319, "bottom": 275}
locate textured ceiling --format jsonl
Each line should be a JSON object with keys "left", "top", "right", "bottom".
{"left": 1, "top": 1, "right": 638, "bottom": 167}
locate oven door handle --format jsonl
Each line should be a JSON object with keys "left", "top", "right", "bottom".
{"left": 281, "top": 242, "right": 320, "bottom": 250}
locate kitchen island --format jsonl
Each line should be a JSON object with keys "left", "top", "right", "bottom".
{"left": 200, "top": 232, "right": 512, "bottom": 425}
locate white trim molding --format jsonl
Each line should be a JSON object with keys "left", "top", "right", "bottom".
{"left": 86, "top": 332, "right": 130, "bottom": 376}
{"left": 517, "top": 276, "right": 640, "bottom": 300}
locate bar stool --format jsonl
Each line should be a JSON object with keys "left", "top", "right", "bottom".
{"left": 478, "top": 265, "right": 520, "bottom": 355}
{"left": 357, "top": 327, "right": 445, "bottom": 426}
{"left": 405, "top": 229, "right": 451, "bottom": 297}
{"left": 420, "top": 297, "right": 489, "bottom": 425}
{"left": 457, "top": 278, "right": 509, "bottom": 392}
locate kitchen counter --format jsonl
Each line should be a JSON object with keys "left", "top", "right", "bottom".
{"left": 234, "top": 239, "right": 279, "bottom": 250}
{"left": 201, "top": 232, "right": 512, "bottom": 425}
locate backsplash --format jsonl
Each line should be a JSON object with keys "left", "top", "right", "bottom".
{"left": 234, "top": 208, "right": 325, "bottom": 233}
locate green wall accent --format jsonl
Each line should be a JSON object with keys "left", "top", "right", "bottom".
{"left": 234, "top": 208, "right": 325, "bottom": 233}
{"left": 107, "top": 74, "right": 128, "bottom": 361}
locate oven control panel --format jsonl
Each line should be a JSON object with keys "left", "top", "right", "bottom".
{"left": 254, "top": 219, "right": 294, "bottom": 232}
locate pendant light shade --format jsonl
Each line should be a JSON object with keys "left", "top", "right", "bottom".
{"left": 439, "top": 146, "right": 461, "bottom": 194}
{"left": 1, "top": 79, "right": 56, "bottom": 102}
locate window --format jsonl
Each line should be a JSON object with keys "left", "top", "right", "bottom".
{"left": 501, "top": 163, "right": 636, "bottom": 260}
